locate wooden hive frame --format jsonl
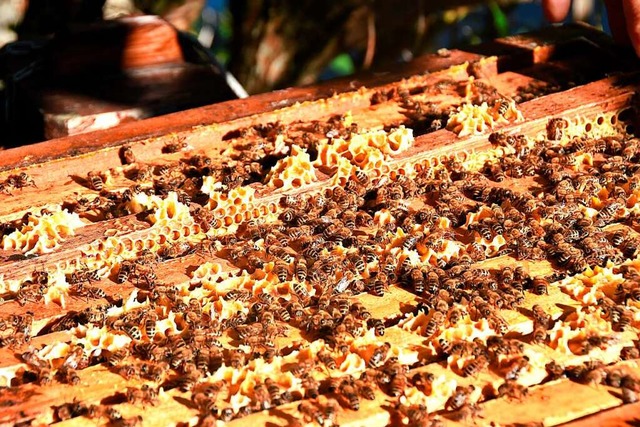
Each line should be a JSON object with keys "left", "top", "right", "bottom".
{"left": 0, "top": 23, "right": 640, "bottom": 427}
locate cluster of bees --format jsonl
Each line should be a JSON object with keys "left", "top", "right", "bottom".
{"left": 0, "top": 311, "right": 33, "bottom": 348}
{"left": 371, "top": 77, "right": 512, "bottom": 135}
{"left": 1, "top": 89, "right": 640, "bottom": 427}
{"left": 0, "top": 172, "right": 36, "bottom": 194}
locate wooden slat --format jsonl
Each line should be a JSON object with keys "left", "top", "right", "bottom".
{"left": 561, "top": 402, "right": 640, "bottom": 427}
{"left": 475, "top": 361, "right": 640, "bottom": 427}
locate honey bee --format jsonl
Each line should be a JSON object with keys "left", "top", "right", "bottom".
{"left": 107, "top": 349, "right": 129, "bottom": 367}
{"left": 267, "top": 245, "right": 295, "bottom": 263}
{"left": 411, "top": 371, "right": 435, "bottom": 395}
{"left": 368, "top": 342, "right": 391, "bottom": 368}
{"left": 228, "top": 349, "right": 247, "bottom": 369}
{"left": 463, "top": 355, "right": 489, "bottom": 377}
{"left": 87, "top": 171, "right": 105, "bottom": 191}
{"left": 286, "top": 298, "right": 306, "bottom": 321}
{"left": 126, "top": 384, "right": 159, "bottom": 406}
{"left": 235, "top": 321, "right": 264, "bottom": 341}
{"left": 261, "top": 310, "right": 278, "bottom": 328}
{"left": 446, "top": 385, "right": 475, "bottom": 411}
{"left": 389, "top": 371, "right": 408, "bottom": 397}
{"left": 496, "top": 98, "right": 511, "bottom": 115}
{"left": 612, "top": 305, "right": 633, "bottom": 331}
{"left": 332, "top": 271, "right": 352, "bottom": 298}
{"left": 128, "top": 165, "right": 153, "bottom": 183}
{"left": 301, "top": 373, "right": 321, "bottom": 399}
{"left": 116, "top": 260, "right": 135, "bottom": 284}
{"left": 353, "top": 379, "right": 376, "bottom": 401}
{"left": 539, "top": 362, "right": 564, "bottom": 383}
{"left": 408, "top": 268, "right": 424, "bottom": 294}
{"left": 402, "top": 232, "right": 423, "bottom": 251}
{"left": 318, "top": 349, "right": 337, "bottom": 370}
{"left": 620, "top": 374, "right": 640, "bottom": 392}
{"left": 169, "top": 346, "right": 195, "bottom": 372}
{"left": 99, "top": 406, "right": 124, "bottom": 423}
{"left": 546, "top": 117, "right": 568, "bottom": 140}
{"left": 72, "top": 283, "right": 109, "bottom": 302}
{"left": 503, "top": 356, "right": 530, "bottom": 380}
{"left": 262, "top": 378, "right": 284, "bottom": 404}
{"left": 531, "top": 277, "right": 549, "bottom": 295}
{"left": 55, "top": 399, "right": 88, "bottom": 421}
{"left": 596, "top": 200, "right": 624, "bottom": 225}
{"left": 350, "top": 301, "right": 371, "bottom": 320}
{"left": 424, "top": 311, "right": 445, "bottom": 337}
{"left": 353, "top": 211, "right": 373, "bottom": 227}
{"left": 353, "top": 169, "right": 370, "bottom": 187}
{"left": 158, "top": 242, "right": 192, "bottom": 260}
{"left": 141, "top": 316, "right": 158, "bottom": 341}
{"left": 21, "top": 348, "right": 45, "bottom": 370}
{"left": 251, "top": 382, "right": 272, "bottom": 410}
{"left": 531, "top": 322, "right": 548, "bottom": 345}
{"left": 192, "top": 392, "right": 218, "bottom": 416}
{"left": 31, "top": 365, "right": 53, "bottom": 385}
{"left": 339, "top": 379, "right": 360, "bottom": 410}
{"left": 620, "top": 345, "right": 640, "bottom": 360}
{"left": 488, "top": 313, "right": 510, "bottom": 335}
{"left": 274, "top": 260, "right": 290, "bottom": 282}
{"left": 125, "top": 325, "right": 142, "bottom": 341}
{"left": 7, "top": 172, "right": 37, "bottom": 191}
{"left": 173, "top": 367, "right": 202, "bottom": 392}
{"left": 115, "top": 363, "right": 139, "bottom": 380}
{"left": 218, "top": 407, "right": 236, "bottom": 422}
{"left": 622, "top": 386, "right": 639, "bottom": 404}
{"left": 57, "top": 366, "right": 80, "bottom": 385}
{"left": 290, "top": 359, "right": 315, "bottom": 378}
{"left": 340, "top": 210, "right": 357, "bottom": 229}
{"left": 497, "top": 380, "right": 528, "bottom": 400}
{"left": 369, "top": 274, "right": 388, "bottom": 297}
{"left": 196, "top": 380, "right": 225, "bottom": 404}
{"left": 395, "top": 402, "right": 431, "bottom": 427}
{"left": 162, "top": 137, "right": 188, "bottom": 154}
{"left": 345, "top": 254, "right": 365, "bottom": 275}
{"left": 16, "top": 282, "right": 47, "bottom": 306}
{"left": 188, "top": 153, "right": 213, "bottom": 173}
{"left": 531, "top": 304, "right": 551, "bottom": 328}
{"left": 298, "top": 400, "right": 326, "bottom": 426}
{"left": 599, "top": 369, "right": 623, "bottom": 389}
{"left": 63, "top": 345, "right": 90, "bottom": 370}
{"left": 447, "top": 306, "right": 466, "bottom": 326}
{"left": 119, "top": 145, "right": 136, "bottom": 165}
{"left": 67, "top": 265, "right": 101, "bottom": 285}
{"left": 367, "top": 318, "right": 385, "bottom": 336}
{"left": 10, "top": 312, "right": 34, "bottom": 336}
{"left": 438, "top": 337, "right": 456, "bottom": 356}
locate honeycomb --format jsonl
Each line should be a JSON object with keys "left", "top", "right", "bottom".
{"left": 1, "top": 208, "right": 84, "bottom": 255}
{"left": 266, "top": 145, "right": 317, "bottom": 190}
{"left": 447, "top": 100, "right": 523, "bottom": 137}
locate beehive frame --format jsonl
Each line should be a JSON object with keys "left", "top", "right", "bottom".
{"left": 1, "top": 24, "right": 640, "bottom": 427}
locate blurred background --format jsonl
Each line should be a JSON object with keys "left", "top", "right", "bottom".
{"left": 0, "top": 0, "right": 612, "bottom": 145}
{"left": 0, "top": 0, "right": 611, "bottom": 94}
